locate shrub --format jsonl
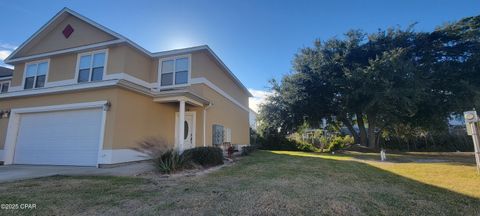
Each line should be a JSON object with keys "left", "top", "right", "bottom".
{"left": 183, "top": 147, "right": 224, "bottom": 167}
{"left": 327, "top": 135, "right": 354, "bottom": 152}
{"left": 241, "top": 145, "right": 256, "bottom": 156}
{"left": 257, "top": 133, "right": 319, "bottom": 152}
{"left": 133, "top": 137, "right": 191, "bottom": 174}
{"left": 258, "top": 134, "right": 298, "bottom": 150}
{"left": 154, "top": 150, "right": 191, "bottom": 174}
{"left": 294, "top": 140, "right": 318, "bottom": 152}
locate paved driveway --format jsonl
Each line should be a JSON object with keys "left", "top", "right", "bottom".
{"left": 0, "top": 162, "right": 154, "bottom": 183}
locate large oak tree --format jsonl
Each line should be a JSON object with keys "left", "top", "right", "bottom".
{"left": 259, "top": 15, "right": 480, "bottom": 149}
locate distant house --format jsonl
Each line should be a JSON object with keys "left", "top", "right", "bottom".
{"left": 0, "top": 66, "right": 13, "bottom": 93}
{"left": 0, "top": 8, "right": 252, "bottom": 167}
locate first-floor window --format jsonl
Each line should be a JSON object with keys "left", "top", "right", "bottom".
{"left": 0, "top": 81, "right": 9, "bottom": 93}
{"left": 24, "top": 61, "right": 48, "bottom": 89}
{"left": 77, "top": 51, "right": 106, "bottom": 83}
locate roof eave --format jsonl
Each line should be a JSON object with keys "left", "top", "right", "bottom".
{"left": 153, "top": 45, "right": 252, "bottom": 97}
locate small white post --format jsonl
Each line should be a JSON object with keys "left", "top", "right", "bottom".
{"left": 380, "top": 149, "right": 386, "bottom": 161}
{"left": 464, "top": 110, "right": 480, "bottom": 174}
{"left": 469, "top": 122, "right": 480, "bottom": 173}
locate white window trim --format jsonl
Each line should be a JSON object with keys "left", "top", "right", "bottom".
{"left": 0, "top": 80, "right": 11, "bottom": 93}
{"left": 158, "top": 54, "right": 191, "bottom": 90}
{"left": 74, "top": 49, "right": 109, "bottom": 83}
{"left": 22, "top": 59, "right": 50, "bottom": 90}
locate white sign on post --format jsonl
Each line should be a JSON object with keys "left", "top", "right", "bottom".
{"left": 463, "top": 110, "right": 480, "bottom": 173}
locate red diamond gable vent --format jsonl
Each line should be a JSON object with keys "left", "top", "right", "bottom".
{"left": 62, "top": 24, "right": 74, "bottom": 38}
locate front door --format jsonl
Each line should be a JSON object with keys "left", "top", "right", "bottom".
{"left": 175, "top": 112, "right": 195, "bottom": 151}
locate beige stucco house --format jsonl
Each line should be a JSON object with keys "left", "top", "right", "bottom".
{"left": 0, "top": 8, "right": 251, "bottom": 167}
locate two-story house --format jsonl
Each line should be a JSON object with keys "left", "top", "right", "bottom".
{"left": 0, "top": 8, "right": 251, "bottom": 167}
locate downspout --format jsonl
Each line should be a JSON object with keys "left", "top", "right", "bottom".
{"left": 203, "top": 103, "right": 213, "bottom": 147}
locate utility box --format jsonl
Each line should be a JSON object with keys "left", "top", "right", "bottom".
{"left": 212, "top": 124, "right": 224, "bottom": 146}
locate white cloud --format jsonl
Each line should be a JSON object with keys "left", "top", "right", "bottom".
{"left": 0, "top": 50, "right": 12, "bottom": 61}
{"left": 248, "top": 88, "right": 273, "bottom": 113}
{"left": 0, "top": 42, "right": 17, "bottom": 69}
{"left": 0, "top": 43, "right": 18, "bottom": 50}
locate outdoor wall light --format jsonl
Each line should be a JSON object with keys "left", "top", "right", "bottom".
{"left": 103, "top": 101, "right": 111, "bottom": 111}
{"left": 0, "top": 110, "right": 10, "bottom": 119}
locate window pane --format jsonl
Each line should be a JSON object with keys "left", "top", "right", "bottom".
{"left": 184, "top": 121, "right": 189, "bottom": 139}
{"left": 26, "top": 64, "right": 37, "bottom": 77}
{"left": 91, "top": 67, "right": 103, "bottom": 81}
{"left": 161, "top": 73, "right": 173, "bottom": 86}
{"left": 175, "top": 71, "right": 188, "bottom": 84}
{"left": 24, "top": 77, "right": 34, "bottom": 89}
{"left": 35, "top": 75, "right": 46, "bottom": 88}
{"left": 79, "top": 55, "right": 91, "bottom": 69}
{"left": 78, "top": 69, "right": 90, "bottom": 83}
{"left": 37, "top": 62, "right": 48, "bottom": 75}
{"left": 93, "top": 53, "right": 105, "bottom": 67}
{"left": 1, "top": 83, "right": 8, "bottom": 93}
{"left": 175, "top": 58, "right": 188, "bottom": 72}
{"left": 162, "top": 60, "right": 174, "bottom": 73}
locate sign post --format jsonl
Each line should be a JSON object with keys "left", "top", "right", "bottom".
{"left": 464, "top": 110, "right": 480, "bottom": 173}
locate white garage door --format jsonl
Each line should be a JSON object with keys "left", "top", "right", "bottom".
{"left": 13, "top": 108, "right": 103, "bottom": 166}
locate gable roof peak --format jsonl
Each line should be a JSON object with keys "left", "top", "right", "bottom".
{"left": 4, "top": 7, "right": 151, "bottom": 63}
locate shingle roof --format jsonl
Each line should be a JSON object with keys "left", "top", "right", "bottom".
{"left": 0, "top": 66, "right": 13, "bottom": 78}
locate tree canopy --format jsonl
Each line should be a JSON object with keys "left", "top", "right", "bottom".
{"left": 259, "top": 15, "right": 480, "bottom": 149}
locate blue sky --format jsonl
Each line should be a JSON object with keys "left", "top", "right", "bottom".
{"left": 0, "top": 0, "right": 479, "bottom": 110}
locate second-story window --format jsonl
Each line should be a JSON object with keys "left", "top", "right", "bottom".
{"left": 24, "top": 61, "right": 48, "bottom": 89}
{"left": 77, "top": 51, "right": 106, "bottom": 83}
{"left": 0, "top": 81, "right": 10, "bottom": 93}
{"left": 160, "top": 57, "right": 189, "bottom": 87}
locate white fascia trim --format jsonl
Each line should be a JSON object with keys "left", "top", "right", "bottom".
{"left": 191, "top": 77, "right": 249, "bottom": 112}
{"left": 5, "top": 40, "right": 123, "bottom": 64}
{"left": 1, "top": 73, "right": 247, "bottom": 113}
{"left": 203, "top": 46, "right": 252, "bottom": 97}
{"left": 5, "top": 7, "right": 150, "bottom": 62}
{"left": 152, "top": 46, "right": 207, "bottom": 58}
{"left": 11, "top": 100, "right": 108, "bottom": 114}
{"left": 0, "top": 77, "right": 12, "bottom": 81}
{"left": 153, "top": 46, "right": 252, "bottom": 97}
{"left": 105, "top": 73, "right": 156, "bottom": 89}
{"left": 0, "top": 80, "right": 118, "bottom": 99}
{"left": 44, "top": 79, "right": 76, "bottom": 87}
{"left": 4, "top": 8, "right": 70, "bottom": 62}
{"left": 61, "top": 8, "right": 152, "bottom": 56}
{"left": 3, "top": 101, "right": 109, "bottom": 165}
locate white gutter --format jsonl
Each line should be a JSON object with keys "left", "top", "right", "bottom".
{"left": 203, "top": 103, "right": 213, "bottom": 147}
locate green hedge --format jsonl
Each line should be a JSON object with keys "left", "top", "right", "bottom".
{"left": 183, "top": 147, "right": 224, "bottom": 167}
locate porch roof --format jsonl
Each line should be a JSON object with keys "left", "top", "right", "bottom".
{"left": 152, "top": 89, "right": 211, "bottom": 107}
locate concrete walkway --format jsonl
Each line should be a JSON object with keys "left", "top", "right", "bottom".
{"left": 0, "top": 162, "right": 154, "bottom": 183}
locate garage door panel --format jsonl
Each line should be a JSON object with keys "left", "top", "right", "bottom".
{"left": 13, "top": 108, "right": 103, "bottom": 166}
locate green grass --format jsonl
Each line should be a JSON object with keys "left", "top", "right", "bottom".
{"left": 1, "top": 151, "right": 480, "bottom": 215}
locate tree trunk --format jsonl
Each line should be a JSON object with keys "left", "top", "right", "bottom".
{"left": 340, "top": 117, "right": 360, "bottom": 144}
{"left": 356, "top": 112, "right": 368, "bottom": 147}
{"left": 367, "top": 113, "right": 377, "bottom": 149}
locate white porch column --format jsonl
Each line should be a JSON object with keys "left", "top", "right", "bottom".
{"left": 178, "top": 100, "right": 185, "bottom": 152}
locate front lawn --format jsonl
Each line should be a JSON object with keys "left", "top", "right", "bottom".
{"left": 1, "top": 151, "right": 479, "bottom": 215}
